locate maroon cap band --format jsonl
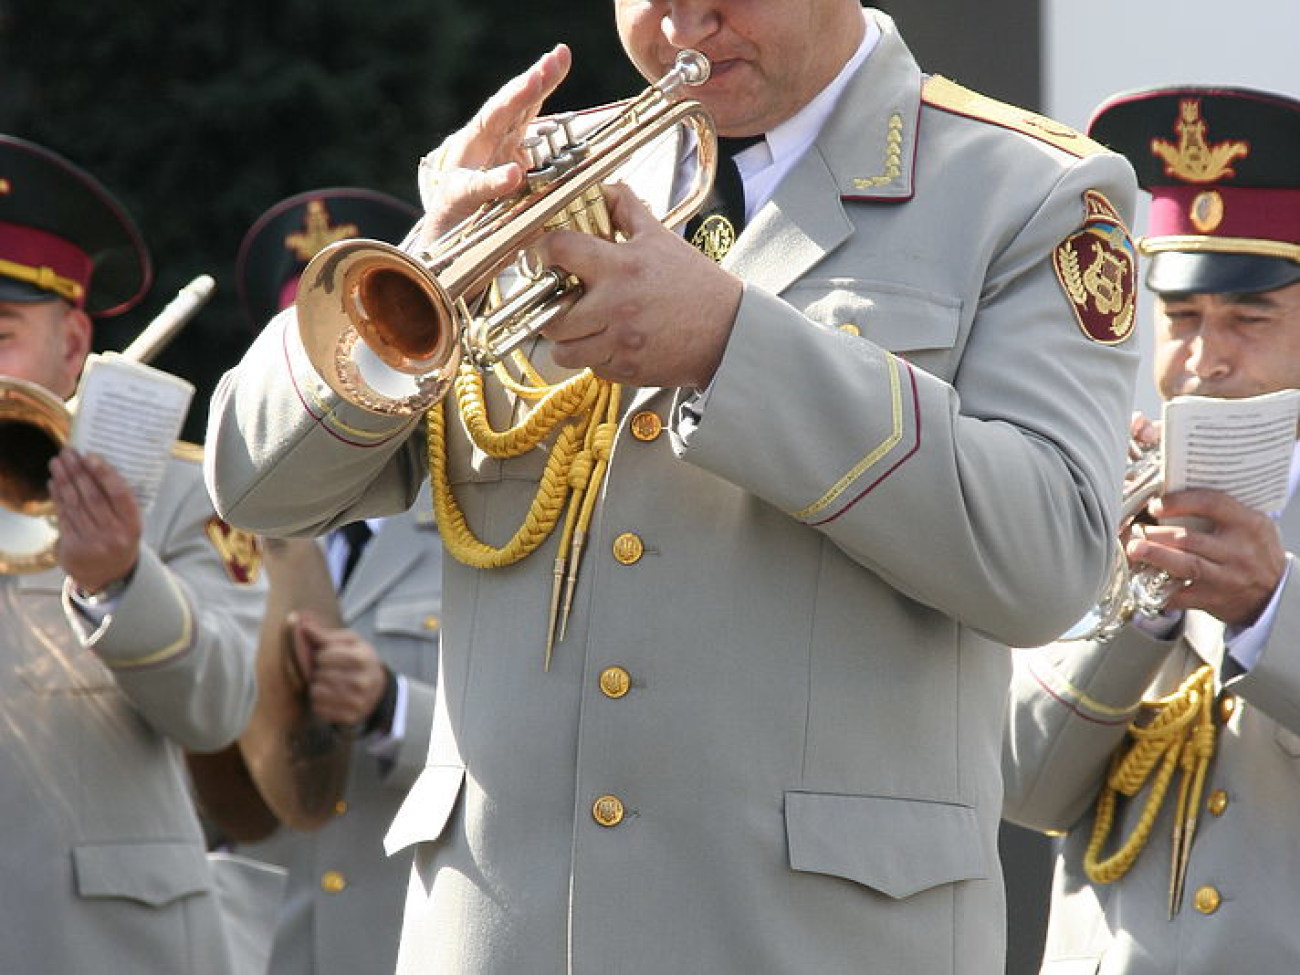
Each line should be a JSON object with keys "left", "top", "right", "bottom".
{"left": 0, "top": 219, "right": 92, "bottom": 305}
{"left": 1148, "top": 186, "right": 1300, "bottom": 248}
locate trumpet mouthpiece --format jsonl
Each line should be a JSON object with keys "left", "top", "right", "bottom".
{"left": 674, "top": 49, "right": 711, "bottom": 86}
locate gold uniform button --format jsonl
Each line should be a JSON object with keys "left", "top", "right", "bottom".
{"left": 321, "top": 870, "right": 347, "bottom": 894}
{"left": 1194, "top": 885, "right": 1222, "bottom": 914}
{"left": 1218, "top": 693, "right": 1238, "bottom": 724}
{"left": 629, "top": 411, "right": 663, "bottom": 442}
{"left": 334, "top": 799, "right": 349, "bottom": 816}
{"left": 599, "top": 666, "right": 631, "bottom": 699}
{"left": 592, "top": 795, "right": 625, "bottom": 827}
{"left": 423, "top": 614, "right": 441, "bottom": 631}
{"left": 1206, "top": 789, "right": 1229, "bottom": 817}
{"left": 612, "top": 533, "right": 644, "bottom": 565}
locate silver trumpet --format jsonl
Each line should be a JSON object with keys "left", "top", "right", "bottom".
{"left": 1062, "top": 440, "right": 1182, "bottom": 642}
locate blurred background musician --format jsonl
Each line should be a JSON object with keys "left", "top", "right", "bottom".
{"left": 1004, "top": 86, "right": 1300, "bottom": 974}
{"left": 228, "top": 188, "right": 444, "bottom": 975}
{"left": 0, "top": 134, "right": 266, "bottom": 974}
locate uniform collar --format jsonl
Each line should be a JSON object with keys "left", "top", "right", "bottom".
{"left": 721, "top": 10, "right": 922, "bottom": 294}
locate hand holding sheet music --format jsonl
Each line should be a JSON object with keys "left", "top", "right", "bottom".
{"left": 68, "top": 353, "right": 195, "bottom": 517}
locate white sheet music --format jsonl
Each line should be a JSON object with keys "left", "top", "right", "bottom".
{"left": 1162, "top": 388, "right": 1300, "bottom": 514}
{"left": 69, "top": 352, "right": 194, "bottom": 516}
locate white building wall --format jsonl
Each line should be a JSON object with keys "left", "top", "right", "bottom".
{"left": 1044, "top": 0, "right": 1300, "bottom": 414}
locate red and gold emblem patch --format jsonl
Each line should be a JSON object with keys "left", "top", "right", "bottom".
{"left": 204, "top": 517, "right": 263, "bottom": 584}
{"left": 1053, "top": 191, "right": 1137, "bottom": 345}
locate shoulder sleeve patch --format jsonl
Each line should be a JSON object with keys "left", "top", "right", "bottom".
{"left": 1053, "top": 190, "right": 1137, "bottom": 345}
{"left": 922, "top": 75, "right": 1109, "bottom": 158}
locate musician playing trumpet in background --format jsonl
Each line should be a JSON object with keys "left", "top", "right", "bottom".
{"left": 0, "top": 135, "right": 269, "bottom": 974}
{"left": 206, "top": 2, "right": 1138, "bottom": 971}
{"left": 1004, "top": 85, "right": 1300, "bottom": 974}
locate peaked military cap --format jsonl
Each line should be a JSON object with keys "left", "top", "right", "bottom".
{"left": 1087, "top": 86, "right": 1300, "bottom": 295}
{"left": 236, "top": 187, "right": 420, "bottom": 330}
{"left": 0, "top": 135, "right": 151, "bottom": 317}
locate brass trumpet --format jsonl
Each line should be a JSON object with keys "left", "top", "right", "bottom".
{"left": 296, "top": 49, "right": 717, "bottom": 416}
{"left": 1062, "top": 440, "right": 1180, "bottom": 642}
{"left": 0, "top": 274, "right": 215, "bottom": 574}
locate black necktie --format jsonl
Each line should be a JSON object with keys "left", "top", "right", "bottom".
{"left": 685, "top": 135, "right": 764, "bottom": 261}
{"left": 338, "top": 520, "right": 372, "bottom": 587}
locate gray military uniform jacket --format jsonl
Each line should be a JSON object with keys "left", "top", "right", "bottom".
{"left": 1004, "top": 501, "right": 1300, "bottom": 974}
{"left": 239, "top": 497, "right": 441, "bottom": 975}
{"left": 205, "top": 10, "right": 1138, "bottom": 974}
{"left": 0, "top": 449, "right": 263, "bottom": 975}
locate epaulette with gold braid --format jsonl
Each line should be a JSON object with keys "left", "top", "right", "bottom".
{"left": 171, "top": 440, "right": 204, "bottom": 463}
{"left": 922, "top": 75, "right": 1109, "bottom": 159}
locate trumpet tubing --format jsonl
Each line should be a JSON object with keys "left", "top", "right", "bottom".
{"left": 296, "top": 49, "right": 718, "bottom": 416}
{"left": 1062, "top": 440, "right": 1168, "bottom": 643}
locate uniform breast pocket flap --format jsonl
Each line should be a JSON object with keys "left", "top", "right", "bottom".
{"left": 376, "top": 597, "right": 442, "bottom": 641}
{"left": 73, "top": 841, "right": 211, "bottom": 907}
{"left": 789, "top": 279, "right": 962, "bottom": 354}
{"left": 784, "top": 791, "right": 987, "bottom": 899}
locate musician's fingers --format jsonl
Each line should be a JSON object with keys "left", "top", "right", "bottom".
{"left": 477, "top": 44, "right": 571, "bottom": 145}
{"left": 289, "top": 614, "right": 318, "bottom": 682}
{"left": 1129, "top": 413, "right": 1160, "bottom": 448}
{"left": 602, "top": 182, "right": 665, "bottom": 239}
{"left": 440, "top": 44, "right": 571, "bottom": 170}
{"left": 49, "top": 450, "right": 138, "bottom": 535}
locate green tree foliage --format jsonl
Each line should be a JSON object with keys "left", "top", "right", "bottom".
{"left": 0, "top": 0, "right": 638, "bottom": 439}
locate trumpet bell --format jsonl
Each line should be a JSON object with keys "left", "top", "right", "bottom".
{"left": 297, "top": 240, "right": 462, "bottom": 416}
{"left": 0, "top": 377, "right": 68, "bottom": 574}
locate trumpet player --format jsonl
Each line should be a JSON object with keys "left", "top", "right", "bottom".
{"left": 1004, "top": 86, "right": 1300, "bottom": 973}
{"left": 0, "top": 135, "right": 267, "bottom": 973}
{"left": 206, "top": 2, "right": 1139, "bottom": 972}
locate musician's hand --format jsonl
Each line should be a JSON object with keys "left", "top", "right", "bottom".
{"left": 49, "top": 448, "right": 141, "bottom": 595}
{"left": 537, "top": 183, "right": 743, "bottom": 388}
{"left": 292, "top": 612, "right": 389, "bottom": 728}
{"left": 1127, "top": 488, "right": 1286, "bottom": 626}
{"left": 1129, "top": 412, "right": 1160, "bottom": 452}
{"left": 413, "top": 44, "right": 572, "bottom": 245}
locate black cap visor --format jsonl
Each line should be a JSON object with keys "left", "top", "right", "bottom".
{"left": 1146, "top": 251, "right": 1300, "bottom": 296}
{"left": 0, "top": 274, "right": 63, "bottom": 304}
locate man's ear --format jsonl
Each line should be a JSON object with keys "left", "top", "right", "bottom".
{"left": 57, "top": 303, "right": 94, "bottom": 397}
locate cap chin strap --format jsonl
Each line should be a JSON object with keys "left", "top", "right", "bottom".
{"left": 0, "top": 258, "right": 84, "bottom": 303}
{"left": 1139, "top": 235, "right": 1300, "bottom": 263}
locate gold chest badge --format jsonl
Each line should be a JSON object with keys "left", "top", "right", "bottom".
{"left": 690, "top": 214, "right": 738, "bottom": 263}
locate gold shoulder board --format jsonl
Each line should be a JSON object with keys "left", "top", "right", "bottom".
{"left": 922, "top": 75, "right": 1108, "bottom": 159}
{"left": 171, "top": 440, "right": 205, "bottom": 463}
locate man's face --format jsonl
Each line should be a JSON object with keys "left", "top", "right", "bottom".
{"left": 1153, "top": 280, "right": 1300, "bottom": 401}
{"left": 0, "top": 298, "right": 89, "bottom": 399}
{"left": 614, "top": 0, "right": 866, "bottom": 137}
